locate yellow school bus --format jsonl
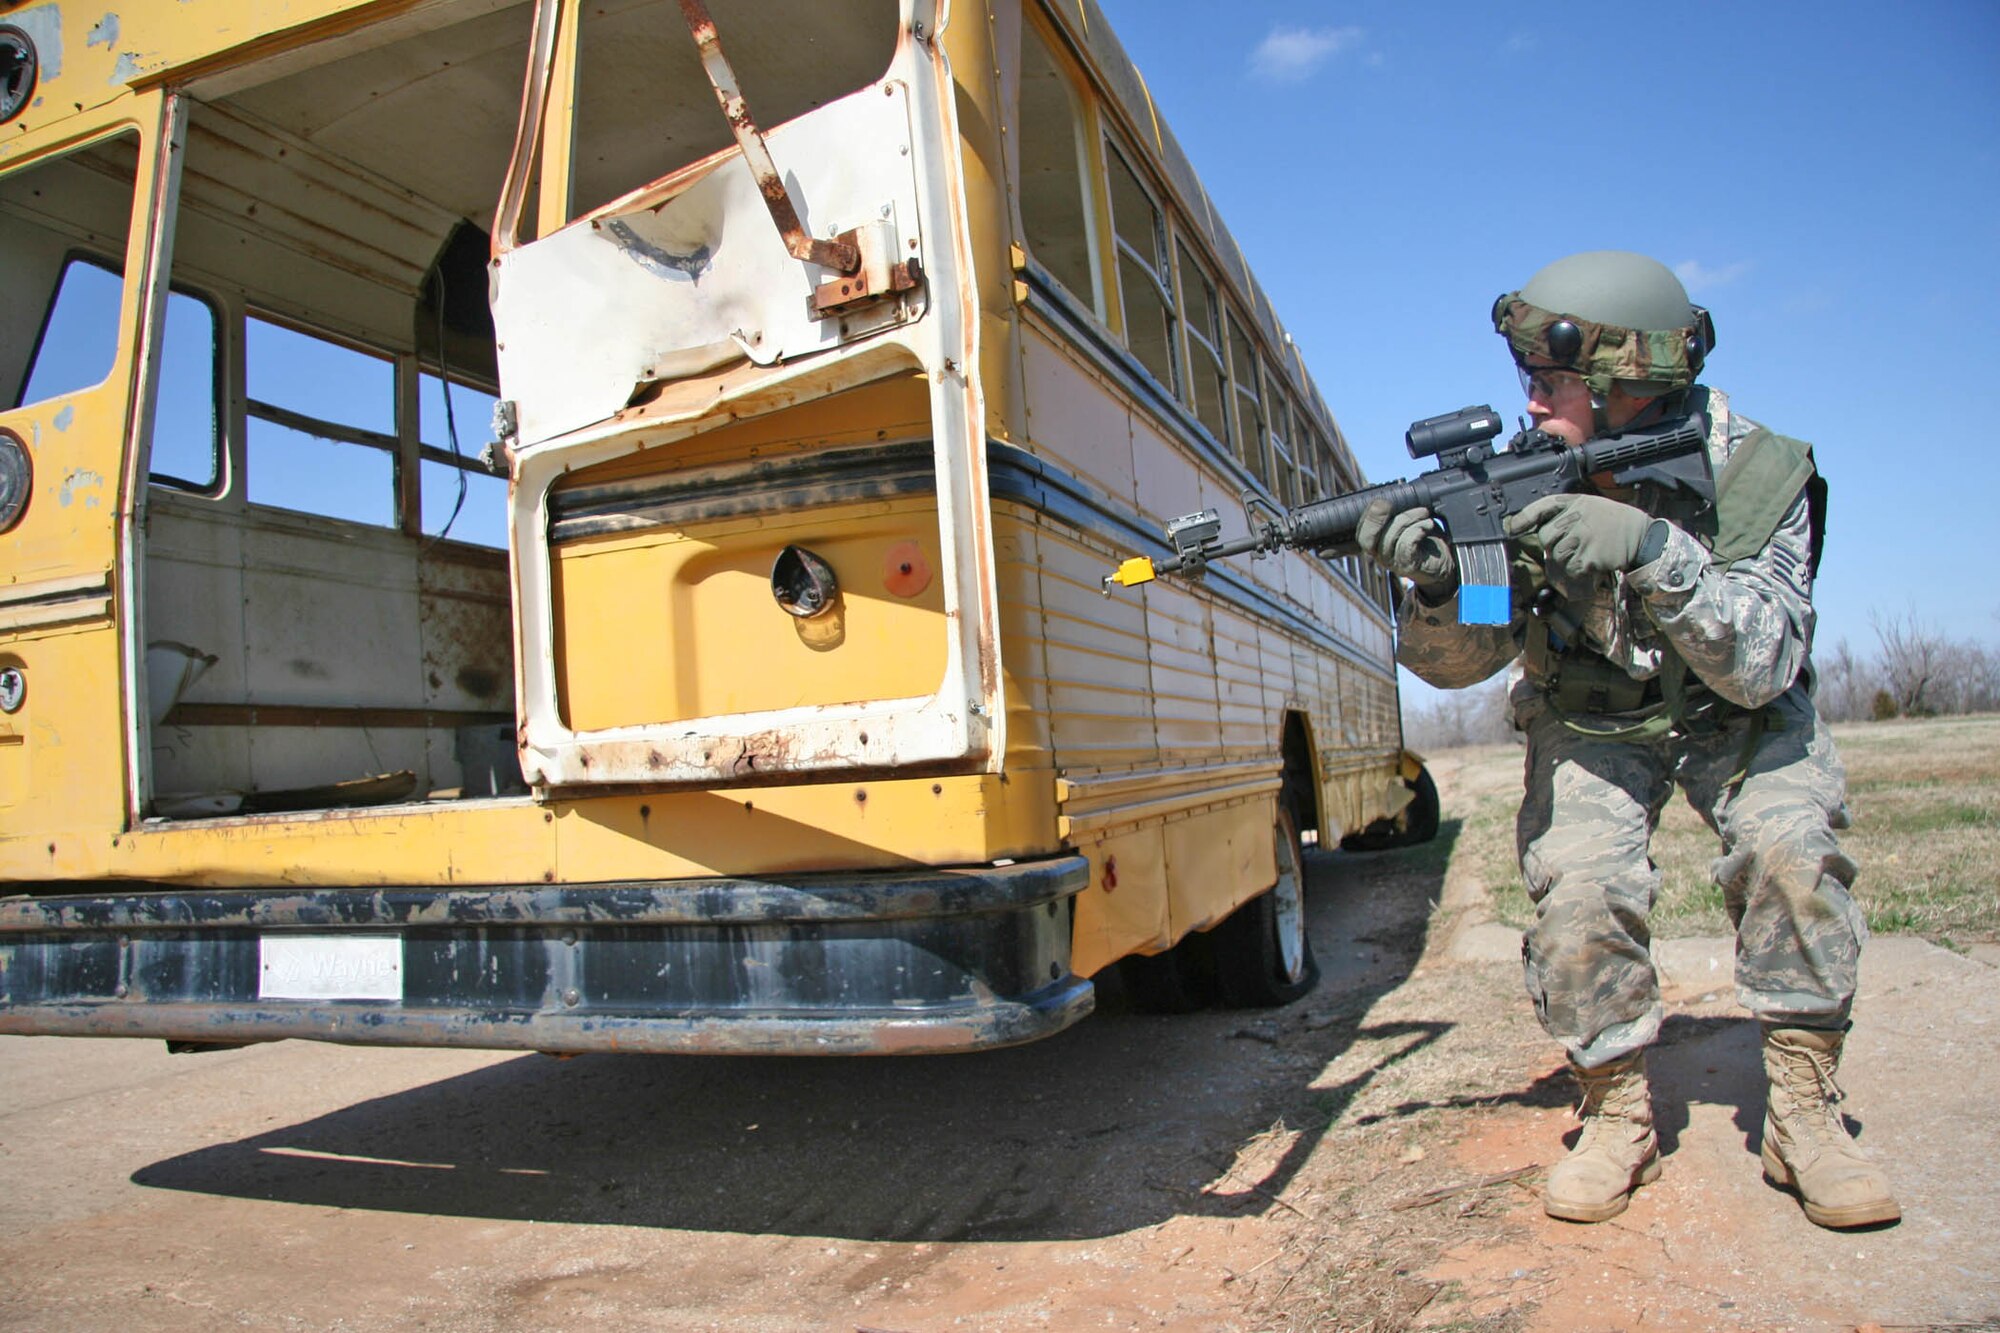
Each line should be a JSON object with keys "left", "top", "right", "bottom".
{"left": 0, "top": 0, "right": 1429, "bottom": 1054}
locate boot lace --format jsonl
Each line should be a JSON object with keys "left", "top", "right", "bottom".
{"left": 1572, "top": 1060, "right": 1647, "bottom": 1150}
{"left": 1769, "top": 1041, "right": 1850, "bottom": 1157}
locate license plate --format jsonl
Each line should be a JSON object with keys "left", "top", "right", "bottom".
{"left": 258, "top": 934, "right": 403, "bottom": 1001}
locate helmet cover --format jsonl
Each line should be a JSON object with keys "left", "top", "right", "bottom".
{"left": 1492, "top": 251, "right": 1714, "bottom": 397}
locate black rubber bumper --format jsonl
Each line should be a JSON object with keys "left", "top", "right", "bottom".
{"left": 0, "top": 856, "right": 1093, "bottom": 1055}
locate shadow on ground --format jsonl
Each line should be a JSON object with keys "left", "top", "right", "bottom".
{"left": 134, "top": 827, "right": 1466, "bottom": 1243}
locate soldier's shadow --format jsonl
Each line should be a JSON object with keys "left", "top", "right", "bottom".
{"left": 1651, "top": 1012, "right": 1884, "bottom": 1151}
{"left": 1643, "top": 1013, "right": 1765, "bottom": 1156}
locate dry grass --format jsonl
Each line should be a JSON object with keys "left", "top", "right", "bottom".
{"left": 1431, "top": 714, "right": 2000, "bottom": 947}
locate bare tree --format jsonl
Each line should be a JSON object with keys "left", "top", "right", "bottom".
{"left": 1814, "top": 637, "right": 1875, "bottom": 723}
{"left": 1871, "top": 608, "right": 1951, "bottom": 717}
{"left": 1931, "top": 639, "right": 2000, "bottom": 715}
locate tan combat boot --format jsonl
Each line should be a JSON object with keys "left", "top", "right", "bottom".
{"left": 1544, "top": 1051, "right": 1661, "bottom": 1222}
{"left": 1761, "top": 1025, "right": 1901, "bottom": 1228}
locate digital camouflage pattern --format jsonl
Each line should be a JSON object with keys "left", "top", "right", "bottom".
{"left": 1493, "top": 293, "right": 1707, "bottom": 396}
{"left": 1514, "top": 684, "right": 1863, "bottom": 1066}
{"left": 1391, "top": 387, "right": 1862, "bottom": 1067}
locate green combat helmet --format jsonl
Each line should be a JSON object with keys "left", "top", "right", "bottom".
{"left": 1492, "top": 250, "right": 1717, "bottom": 403}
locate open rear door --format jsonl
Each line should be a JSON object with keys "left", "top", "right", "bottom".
{"left": 490, "top": 0, "right": 1000, "bottom": 789}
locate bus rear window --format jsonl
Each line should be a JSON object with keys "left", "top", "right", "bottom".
{"left": 148, "top": 288, "right": 222, "bottom": 492}
{"left": 420, "top": 372, "right": 506, "bottom": 549}
{"left": 2, "top": 131, "right": 139, "bottom": 411}
{"left": 17, "top": 259, "right": 122, "bottom": 407}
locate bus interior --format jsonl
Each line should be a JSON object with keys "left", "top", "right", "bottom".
{"left": 1, "top": 0, "right": 908, "bottom": 820}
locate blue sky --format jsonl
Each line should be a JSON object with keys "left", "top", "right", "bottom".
{"left": 1094, "top": 0, "right": 2000, "bottom": 697}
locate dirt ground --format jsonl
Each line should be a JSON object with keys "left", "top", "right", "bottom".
{"left": 4, "top": 753, "right": 1998, "bottom": 1331}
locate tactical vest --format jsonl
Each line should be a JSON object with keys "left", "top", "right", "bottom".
{"left": 1523, "top": 422, "right": 1826, "bottom": 743}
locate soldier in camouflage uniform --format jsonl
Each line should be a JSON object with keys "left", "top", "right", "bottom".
{"left": 1357, "top": 251, "right": 1899, "bottom": 1229}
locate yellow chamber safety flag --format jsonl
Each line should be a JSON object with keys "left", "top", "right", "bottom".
{"left": 1102, "top": 556, "right": 1157, "bottom": 592}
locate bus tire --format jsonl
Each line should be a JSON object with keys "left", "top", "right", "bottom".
{"left": 1214, "top": 805, "right": 1319, "bottom": 1008}
{"left": 1401, "top": 766, "right": 1441, "bottom": 843}
{"left": 1116, "top": 930, "right": 1218, "bottom": 1014}
{"left": 1339, "top": 766, "right": 1440, "bottom": 851}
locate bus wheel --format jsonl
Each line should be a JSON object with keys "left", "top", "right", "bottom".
{"left": 1215, "top": 805, "right": 1320, "bottom": 1007}
{"left": 1340, "top": 766, "right": 1440, "bottom": 851}
{"left": 1400, "top": 766, "right": 1441, "bottom": 843}
{"left": 1116, "top": 929, "right": 1217, "bottom": 1014}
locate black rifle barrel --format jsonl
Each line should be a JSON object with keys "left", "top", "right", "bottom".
{"left": 1279, "top": 480, "right": 1425, "bottom": 553}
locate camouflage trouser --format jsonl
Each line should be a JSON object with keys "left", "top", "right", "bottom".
{"left": 1514, "top": 680, "right": 1865, "bottom": 1069}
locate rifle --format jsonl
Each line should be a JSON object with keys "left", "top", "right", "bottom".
{"left": 1102, "top": 405, "right": 1714, "bottom": 625}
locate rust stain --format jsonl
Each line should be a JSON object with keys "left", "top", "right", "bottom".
{"left": 869, "top": 1022, "right": 980, "bottom": 1054}
{"left": 454, "top": 666, "right": 501, "bottom": 699}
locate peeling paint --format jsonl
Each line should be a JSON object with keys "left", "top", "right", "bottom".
{"left": 110, "top": 50, "right": 143, "bottom": 83}
{"left": 58, "top": 467, "right": 104, "bottom": 509}
{"left": 52, "top": 405, "right": 73, "bottom": 432}
{"left": 85, "top": 13, "right": 118, "bottom": 48}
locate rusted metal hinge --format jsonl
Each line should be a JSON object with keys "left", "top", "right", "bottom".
{"left": 807, "top": 224, "right": 924, "bottom": 318}
{"left": 677, "top": 0, "right": 858, "bottom": 275}
{"left": 676, "top": 0, "right": 926, "bottom": 320}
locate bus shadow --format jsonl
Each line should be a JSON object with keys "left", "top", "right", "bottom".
{"left": 132, "top": 823, "right": 1463, "bottom": 1242}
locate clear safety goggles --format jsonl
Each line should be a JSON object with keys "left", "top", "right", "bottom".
{"left": 1516, "top": 362, "right": 1587, "bottom": 400}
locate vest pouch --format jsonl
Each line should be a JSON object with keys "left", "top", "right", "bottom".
{"left": 1551, "top": 655, "right": 1660, "bottom": 717}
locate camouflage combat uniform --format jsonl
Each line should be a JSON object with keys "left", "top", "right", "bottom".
{"left": 1396, "top": 387, "right": 1863, "bottom": 1068}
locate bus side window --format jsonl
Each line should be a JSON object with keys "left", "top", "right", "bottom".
{"left": 1267, "top": 378, "right": 1297, "bottom": 507}
{"left": 1017, "top": 23, "right": 1100, "bottom": 315}
{"left": 1226, "top": 310, "right": 1268, "bottom": 486}
{"left": 1105, "top": 142, "right": 1180, "bottom": 396}
{"left": 1177, "top": 242, "right": 1231, "bottom": 453}
{"left": 419, "top": 372, "right": 505, "bottom": 549}
{"left": 1295, "top": 419, "right": 1324, "bottom": 505}
{"left": 245, "top": 316, "right": 396, "bottom": 528}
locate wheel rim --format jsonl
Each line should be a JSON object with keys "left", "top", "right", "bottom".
{"left": 1272, "top": 818, "right": 1305, "bottom": 981}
